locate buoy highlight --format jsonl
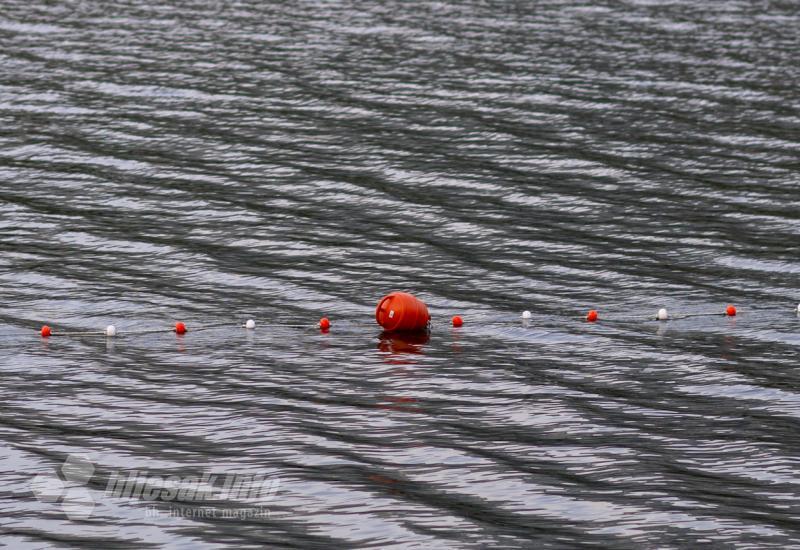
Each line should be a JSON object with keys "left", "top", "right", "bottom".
{"left": 245, "top": 319, "right": 256, "bottom": 330}
{"left": 175, "top": 322, "right": 187, "bottom": 334}
{"left": 726, "top": 305, "right": 737, "bottom": 317}
{"left": 586, "top": 310, "right": 598, "bottom": 322}
{"left": 106, "top": 325, "right": 116, "bottom": 337}
{"left": 522, "top": 310, "right": 532, "bottom": 319}
{"left": 451, "top": 315, "right": 463, "bottom": 327}
{"left": 657, "top": 308, "right": 668, "bottom": 321}
{"left": 375, "top": 292, "right": 430, "bottom": 332}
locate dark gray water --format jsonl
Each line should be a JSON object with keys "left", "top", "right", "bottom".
{"left": 2, "top": 1, "right": 800, "bottom": 547}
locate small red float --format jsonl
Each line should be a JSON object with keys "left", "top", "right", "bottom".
{"left": 319, "top": 317, "right": 331, "bottom": 331}
{"left": 586, "top": 310, "right": 598, "bottom": 322}
{"left": 175, "top": 322, "right": 187, "bottom": 334}
{"left": 452, "top": 315, "right": 463, "bottom": 327}
{"left": 376, "top": 292, "right": 430, "bottom": 332}
{"left": 726, "top": 305, "right": 737, "bottom": 317}
{"left": 41, "top": 325, "right": 51, "bottom": 338}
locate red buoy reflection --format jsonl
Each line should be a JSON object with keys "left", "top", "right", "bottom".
{"left": 377, "top": 330, "right": 430, "bottom": 356}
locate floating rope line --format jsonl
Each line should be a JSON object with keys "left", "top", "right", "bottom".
{"left": 574, "top": 305, "right": 738, "bottom": 324}
{"left": 39, "top": 318, "right": 330, "bottom": 338}
{"left": 45, "top": 326, "right": 180, "bottom": 338}
{"left": 668, "top": 312, "right": 729, "bottom": 320}
{"left": 33, "top": 298, "right": 800, "bottom": 340}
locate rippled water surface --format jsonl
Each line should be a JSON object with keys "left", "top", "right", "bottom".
{"left": 2, "top": 1, "right": 800, "bottom": 547}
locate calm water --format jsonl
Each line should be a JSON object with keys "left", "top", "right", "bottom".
{"left": 2, "top": 1, "right": 800, "bottom": 547}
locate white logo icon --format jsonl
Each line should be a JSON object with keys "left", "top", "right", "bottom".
{"left": 31, "top": 455, "right": 96, "bottom": 520}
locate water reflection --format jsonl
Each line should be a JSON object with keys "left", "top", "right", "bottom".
{"left": 374, "top": 331, "right": 428, "bottom": 413}
{"left": 450, "top": 326, "right": 464, "bottom": 354}
{"left": 377, "top": 331, "right": 430, "bottom": 358}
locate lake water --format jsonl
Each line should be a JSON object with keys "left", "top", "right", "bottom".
{"left": 2, "top": 1, "right": 800, "bottom": 547}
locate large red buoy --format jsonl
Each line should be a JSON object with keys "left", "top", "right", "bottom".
{"left": 376, "top": 292, "right": 430, "bottom": 332}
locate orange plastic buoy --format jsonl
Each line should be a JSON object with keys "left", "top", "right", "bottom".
{"left": 319, "top": 317, "right": 331, "bottom": 331}
{"left": 376, "top": 292, "right": 430, "bottom": 332}
{"left": 451, "top": 315, "right": 463, "bottom": 327}
{"left": 586, "top": 310, "right": 598, "bottom": 322}
{"left": 175, "top": 322, "right": 187, "bottom": 334}
{"left": 726, "top": 305, "right": 737, "bottom": 317}
{"left": 41, "top": 325, "right": 51, "bottom": 338}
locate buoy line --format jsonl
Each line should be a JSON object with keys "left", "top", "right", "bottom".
{"left": 30, "top": 295, "right": 799, "bottom": 340}
{"left": 38, "top": 320, "right": 324, "bottom": 338}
